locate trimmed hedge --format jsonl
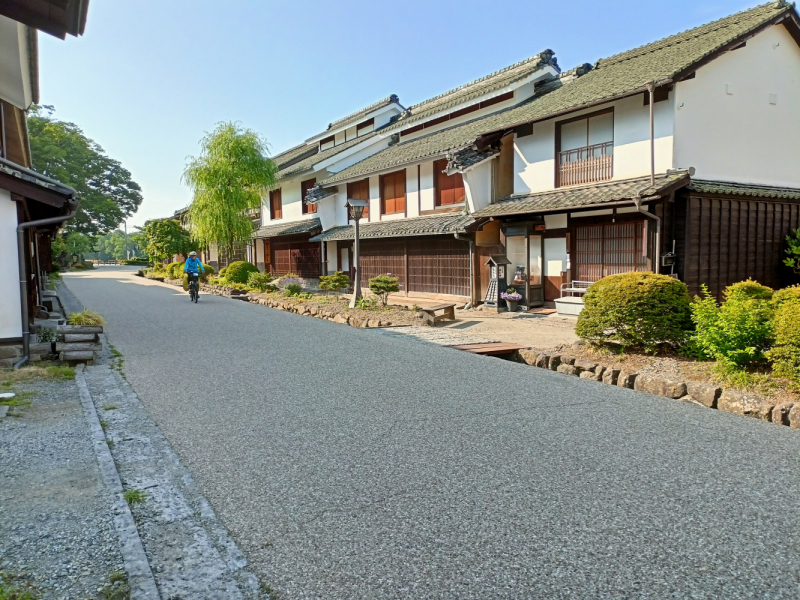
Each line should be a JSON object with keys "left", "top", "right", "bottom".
{"left": 766, "top": 299, "right": 800, "bottom": 383}
{"left": 724, "top": 278, "right": 773, "bottom": 301}
{"left": 575, "top": 272, "right": 692, "bottom": 351}
{"left": 771, "top": 284, "right": 800, "bottom": 310}
{"left": 225, "top": 261, "right": 258, "bottom": 284}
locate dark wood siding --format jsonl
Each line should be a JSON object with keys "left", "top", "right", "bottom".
{"left": 360, "top": 236, "right": 470, "bottom": 297}
{"left": 681, "top": 195, "right": 800, "bottom": 300}
{"left": 271, "top": 239, "right": 321, "bottom": 277}
{"left": 347, "top": 179, "right": 370, "bottom": 219}
{"left": 573, "top": 221, "right": 648, "bottom": 282}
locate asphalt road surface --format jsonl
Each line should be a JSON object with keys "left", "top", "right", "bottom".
{"left": 63, "top": 266, "right": 800, "bottom": 599}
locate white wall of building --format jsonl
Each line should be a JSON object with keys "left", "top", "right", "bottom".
{"left": 0, "top": 189, "right": 21, "bottom": 339}
{"left": 673, "top": 24, "right": 800, "bottom": 187}
{"left": 514, "top": 93, "right": 675, "bottom": 194}
{"left": 544, "top": 237, "right": 568, "bottom": 277}
{"left": 463, "top": 159, "right": 494, "bottom": 213}
{"left": 405, "top": 167, "right": 421, "bottom": 218}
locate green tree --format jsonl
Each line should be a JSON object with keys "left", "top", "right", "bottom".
{"left": 95, "top": 229, "right": 129, "bottom": 260}
{"left": 138, "top": 219, "right": 196, "bottom": 262}
{"left": 182, "top": 122, "right": 277, "bottom": 256}
{"left": 52, "top": 232, "right": 93, "bottom": 263}
{"left": 27, "top": 106, "right": 143, "bottom": 236}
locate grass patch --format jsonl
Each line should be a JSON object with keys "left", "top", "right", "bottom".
{"left": 67, "top": 310, "right": 105, "bottom": 327}
{"left": 103, "top": 404, "right": 117, "bottom": 411}
{"left": 98, "top": 570, "right": 130, "bottom": 600}
{"left": 0, "top": 392, "right": 33, "bottom": 408}
{"left": 109, "top": 346, "right": 122, "bottom": 358}
{"left": 0, "top": 571, "right": 39, "bottom": 600}
{"left": 99, "top": 419, "right": 108, "bottom": 432}
{"left": 106, "top": 439, "right": 115, "bottom": 448}
{"left": 123, "top": 489, "right": 146, "bottom": 505}
{"left": 0, "top": 365, "right": 75, "bottom": 384}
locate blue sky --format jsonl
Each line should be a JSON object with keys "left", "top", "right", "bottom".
{"left": 38, "top": 0, "right": 756, "bottom": 228}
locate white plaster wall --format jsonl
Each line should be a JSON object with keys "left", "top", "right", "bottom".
{"left": 334, "top": 131, "right": 346, "bottom": 145}
{"left": 544, "top": 213, "right": 567, "bottom": 229}
{"left": 463, "top": 160, "right": 494, "bottom": 213}
{"left": 673, "top": 24, "right": 800, "bottom": 187}
{"left": 344, "top": 125, "right": 358, "bottom": 142}
{"left": 368, "top": 176, "right": 380, "bottom": 222}
{"left": 317, "top": 187, "right": 339, "bottom": 231}
{"left": 0, "top": 189, "right": 21, "bottom": 339}
{"left": 544, "top": 237, "right": 568, "bottom": 277}
{"left": 419, "top": 162, "right": 435, "bottom": 212}
{"left": 514, "top": 94, "right": 674, "bottom": 194}
{"left": 405, "top": 168, "right": 421, "bottom": 218}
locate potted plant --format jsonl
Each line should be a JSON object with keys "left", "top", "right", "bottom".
{"left": 501, "top": 288, "right": 523, "bottom": 312}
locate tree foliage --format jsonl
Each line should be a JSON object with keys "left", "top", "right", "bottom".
{"left": 183, "top": 122, "right": 278, "bottom": 255}
{"left": 51, "top": 232, "right": 93, "bottom": 263}
{"left": 138, "top": 219, "right": 196, "bottom": 262}
{"left": 319, "top": 271, "right": 350, "bottom": 295}
{"left": 368, "top": 275, "right": 400, "bottom": 306}
{"left": 27, "top": 106, "right": 143, "bottom": 236}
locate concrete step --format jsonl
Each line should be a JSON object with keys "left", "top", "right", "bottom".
{"left": 58, "top": 325, "right": 104, "bottom": 334}
{"left": 64, "top": 333, "right": 99, "bottom": 343}
{"left": 56, "top": 342, "right": 102, "bottom": 352}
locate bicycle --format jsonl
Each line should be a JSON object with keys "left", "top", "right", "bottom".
{"left": 187, "top": 271, "right": 200, "bottom": 303}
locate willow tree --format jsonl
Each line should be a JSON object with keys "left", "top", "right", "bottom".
{"left": 182, "top": 122, "right": 278, "bottom": 257}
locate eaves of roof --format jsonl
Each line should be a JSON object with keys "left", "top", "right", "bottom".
{"left": 309, "top": 213, "right": 476, "bottom": 242}
{"left": 686, "top": 179, "right": 800, "bottom": 200}
{"left": 306, "top": 95, "right": 402, "bottom": 142}
{"left": 252, "top": 217, "right": 322, "bottom": 239}
{"left": 278, "top": 132, "right": 378, "bottom": 180}
{"left": 472, "top": 172, "right": 691, "bottom": 217}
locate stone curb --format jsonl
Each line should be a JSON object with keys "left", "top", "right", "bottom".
{"left": 75, "top": 364, "right": 161, "bottom": 599}
{"left": 162, "top": 278, "right": 408, "bottom": 329}
{"left": 514, "top": 349, "right": 799, "bottom": 429}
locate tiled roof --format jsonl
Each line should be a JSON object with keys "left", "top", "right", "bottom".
{"left": 279, "top": 133, "right": 377, "bottom": 180}
{"left": 272, "top": 143, "right": 318, "bottom": 170}
{"left": 686, "top": 179, "right": 800, "bottom": 200}
{"left": 253, "top": 217, "right": 321, "bottom": 239}
{"left": 322, "top": 2, "right": 796, "bottom": 186}
{"left": 307, "top": 95, "right": 402, "bottom": 141}
{"left": 309, "top": 213, "right": 475, "bottom": 242}
{"left": 472, "top": 172, "right": 691, "bottom": 217}
{"left": 305, "top": 185, "right": 338, "bottom": 205}
{"left": 384, "top": 51, "right": 556, "bottom": 132}
{"left": 446, "top": 145, "right": 501, "bottom": 174}
{"left": 460, "top": 1, "right": 795, "bottom": 136}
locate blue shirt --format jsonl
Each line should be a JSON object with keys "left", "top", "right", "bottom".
{"left": 184, "top": 257, "right": 205, "bottom": 274}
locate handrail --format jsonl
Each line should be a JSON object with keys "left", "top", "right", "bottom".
{"left": 558, "top": 141, "right": 613, "bottom": 187}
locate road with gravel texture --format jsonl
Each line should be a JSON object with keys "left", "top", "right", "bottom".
{"left": 63, "top": 266, "right": 800, "bottom": 600}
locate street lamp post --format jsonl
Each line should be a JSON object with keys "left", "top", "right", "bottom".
{"left": 346, "top": 198, "right": 368, "bottom": 308}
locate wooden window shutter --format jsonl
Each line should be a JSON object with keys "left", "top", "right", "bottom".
{"left": 301, "top": 178, "right": 317, "bottom": 214}
{"left": 381, "top": 171, "right": 405, "bottom": 215}
{"left": 270, "top": 189, "right": 282, "bottom": 219}
{"left": 434, "top": 159, "right": 465, "bottom": 206}
{"left": 347, "top": 179, "right": 370, "bottom": 220}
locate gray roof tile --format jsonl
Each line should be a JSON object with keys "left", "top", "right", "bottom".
{"left": 253, "top": 217, "right": 321, "bottom": 239}
{"left": 309, "top": 213, "right": 475, "bottom": 242}
{"left": 472, "top": 172, "right": 690, "bottom": 217}
{"left": 687, "top": 179, "right": 800, "bottom": 200}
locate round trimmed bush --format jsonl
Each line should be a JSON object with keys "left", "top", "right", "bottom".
{"left": 224, "top": 261, "right": 258, "bottom": 284}
{"left": 766, "top": 299, "right": 800, "bottom": 383}
{"left": 166, "top": 261, "right": 183, "bottom": 279}
{"left": 771, "top": 285, "right": 800, "bottom": 310}
{"left": 724, "top": 278, "right": 773, "bottom": 301}
{"left": 575, "top": 272, "right": 692, "bottom": 351}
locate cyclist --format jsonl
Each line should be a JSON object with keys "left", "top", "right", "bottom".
{"left": 183, "top": 251, "right": 205, "bottom": 301}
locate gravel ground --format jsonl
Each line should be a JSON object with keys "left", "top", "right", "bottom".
{"left": 63, "top": 266, "right": 800, "bottom": 600}
{"left": 0, "top": 376, "right": 125, "bottom": 599}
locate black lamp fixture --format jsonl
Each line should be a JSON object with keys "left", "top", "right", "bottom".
{"left": 346, "top": 198, "right": 369, "bottom": 308}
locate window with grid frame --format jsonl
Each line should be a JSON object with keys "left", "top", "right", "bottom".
{"left": 433, "top": 159, "right": 466, "bottom": 207}
{"left": 347, "top": 178, "right": 370, "bottom": 221}
{"left": 380, "top": 170, "right": 406, "bottom": 215}
{"left": 301, "top": 178, "right": 317, "bottom": 214}
{"left": 269, "top": 188, "right": 282, "bottom": 220}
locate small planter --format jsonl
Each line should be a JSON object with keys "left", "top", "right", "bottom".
{"left": 505, "top": 299, "right": 519, "bottom": 312}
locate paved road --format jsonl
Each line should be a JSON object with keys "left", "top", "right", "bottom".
{"left": 63, "top": 267, "right": 800, "bottom": 599}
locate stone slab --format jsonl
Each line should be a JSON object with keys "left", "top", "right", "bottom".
{"left": 634, "top": 374, "right": 687, "bottom": 399}
{"left": 685, "top": 381, "right": 721, "bottom": 409}
{"left": 718, "top": 389, "right": 775, "bottom": 422}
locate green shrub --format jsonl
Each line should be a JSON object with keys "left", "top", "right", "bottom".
{"left": 771, "top": 285, "right": 800, "bottom": 310}
{"left": 724, "top": 278, "right": 773, "bottom": 301}
{"left": 247, "top": 271, "right": 276, "bottom": 291}
{"left": 68, "top": 310, "right": 105, "bottom": 326}
{"left": 320, "top": 271, "right": 350, "bottom": 295}
{"left": 150, "top": 262, "right": 167, "bottom": 273}
{"left": 165, "top": 261, "right": 183, "bottom": 279}
{"left": 688, "top": 283, "right": 773, "bottom": 368}
{"left": 368, "top": 275, "right": 400, "bottom": 306}
{"left": 219, "top": 267, "right": 227, "bottom": 277}
{"left": 766, "top": 300, "right": 800, "bottom": 383}
{"left": 575, "top": 272, "right": 691, "bottom": 351}
{"left": 225, "top": 261, "right": 258, "bottom": 284}
{"left": 283, "top": 283, "right": 303, "bottom": 296}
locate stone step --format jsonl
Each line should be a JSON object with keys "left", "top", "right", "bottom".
{"left": 57, "top": 325, "right": 103, "bottom": 334}
{"left": 56, "top": 342, "right": 102, "bottom": 352}
{"left": 64, "top": 333, "right": 98, "bottom": 343}
{"left": 60, "top": 350, "right": 94, "bottom": 363}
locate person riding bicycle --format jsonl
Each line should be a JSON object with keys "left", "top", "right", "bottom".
{"left": 184, "top": 252, "right": 205, "bottom": 299}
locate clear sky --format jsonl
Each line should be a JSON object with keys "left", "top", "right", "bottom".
{"left": 37, "top": 0, "right": 756, "bottom": 228}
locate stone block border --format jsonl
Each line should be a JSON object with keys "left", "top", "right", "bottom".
{"left": 515, "top": 349, "right": 799, "bottom": 429}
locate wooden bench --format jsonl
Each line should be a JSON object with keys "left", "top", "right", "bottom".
{"left": 420, "top": 303, "right": 456, "bottom": 326}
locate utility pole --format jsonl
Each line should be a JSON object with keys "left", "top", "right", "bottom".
{"left": 124, "top": 220, "right": 129, "bottom": 260}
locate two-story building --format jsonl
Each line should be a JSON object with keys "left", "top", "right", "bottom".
{"left": 296, "top": 0, "right": 800, "bottom": 306}
{"left": 0, "top": 2, "right": 85, "bottom": 357}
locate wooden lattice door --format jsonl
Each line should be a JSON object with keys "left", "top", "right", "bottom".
{"left": 574, "top": 221, "right": 648, "bottom": 282}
